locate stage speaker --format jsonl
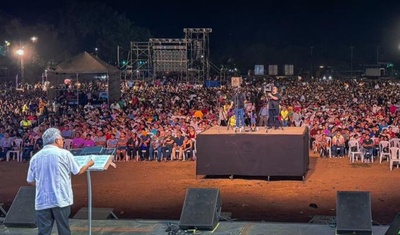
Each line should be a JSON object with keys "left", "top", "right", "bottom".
{"left": 385, "top": 213, "right": 400, "bottom": 235}
{"left": 336, "top": 191, "right": 372, "bottom": 235}
{"left": 4, "top": 186, "right": 36, "bottom": 228}
{"left": 179, "top": 188, "right": 221, "bottom": 230}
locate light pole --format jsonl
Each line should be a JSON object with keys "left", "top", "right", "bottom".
{"left": 310, "top": 46, "right": 314, "bottom": 79}
{"left": 350, "top": 46, "right": 354, "bottom": 78}
{"left": 16, "top": 48, "right": 24, "bottom": 85}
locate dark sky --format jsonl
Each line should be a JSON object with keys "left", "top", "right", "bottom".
{"left": 3, "top": 0, "right": 400, "bottom": 41}
{"left": 2, "top": 0, "right": 400, "bottom": 66}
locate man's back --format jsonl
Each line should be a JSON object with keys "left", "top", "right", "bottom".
{"left": 27, "top": 145, "right": 80, "bottom": 210}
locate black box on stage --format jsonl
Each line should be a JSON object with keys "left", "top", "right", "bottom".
{"left": 4, "top": 186, "right": 36, "bottom": 228}
{"left": 179, "top": 188, "right": 221, "bottom": 230}
{"left": 336, "top": 191, "right": 372, "bottom": 235}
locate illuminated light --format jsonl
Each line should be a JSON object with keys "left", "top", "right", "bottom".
{"left": 5, "top": 41, "right": 10, "bottom": 46}
{"left": 95, "top": 47, "right": 98, "bottom": 51}
{"left": 31, "top": 36, "right": 38, "bottom": 42}
{"left": 16, "top": 49, "right": 24, "bottom": 56}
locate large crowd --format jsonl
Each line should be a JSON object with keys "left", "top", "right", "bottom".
{"left": 0, "top": 77, "right": 399, "bottom": 163}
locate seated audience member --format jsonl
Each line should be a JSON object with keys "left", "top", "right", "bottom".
{"left": 182, "top": 135, "right": 194, "bottom": 160}
{"left": 331, "top": 131, "right": 345, "bottom": 157}
{"left": 83, "top": 134, "right": 95, "bottom": 147}
{"left": 139, "top": 131, "right": 151, "bottom": 160}
{"left": 361, "top": 134, "right": 374, "bottom": 162}
{"left": 162, "top": 130, "right": 174, "bottom": 161}
{"left": 149, "top": 130, "right": 163, "bottom": 161}
{"left": 72, "top": 132, "right": 85, "bottom": 149}
{"left": 171, "top": 130, "right": 185, "bottom": 160}
{"left": 127, "top": 132, "right": 141, "bottom": 160}
{"left": 22, "top": 133, "right": 35, "bottom": 162}
{"left": 116, "top": 132, "right": 129, "bottom": 161}
{"left": 93, "top": 130, "right": 107, "bottom": 147}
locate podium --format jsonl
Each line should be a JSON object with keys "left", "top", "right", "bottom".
{"left": 75, "top": 153, "right": 116, "bottom": 235}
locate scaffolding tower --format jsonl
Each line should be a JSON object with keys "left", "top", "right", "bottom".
{"left": 184, "top": 28, "right": 212, "bottom": 83}
{"left": 125, "top": 42, "right": 152, "bottom": 80}
{"left": 123, "top": 28, "right": 213, "bottom": 82}
{"left": 149, "top": 38, "right": 188, "bottom": 80}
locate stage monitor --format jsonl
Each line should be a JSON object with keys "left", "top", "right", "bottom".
{"left": 80, "top": 146, "right": 103, "bottom": 155}
{"left": 70, "top": 149, "right": 83, "bottom": 156}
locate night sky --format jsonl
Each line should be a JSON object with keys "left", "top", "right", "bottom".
{"left": 2, "top": 0, "right": 400, "bottom": 67}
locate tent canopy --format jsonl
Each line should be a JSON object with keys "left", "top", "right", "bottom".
{"left": 53, "top": 51, "right": 119, "bottom": 74}
{"left": 49, "top": 51, "right": 121, "bottom": 103}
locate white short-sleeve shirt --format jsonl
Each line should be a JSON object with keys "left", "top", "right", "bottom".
{"left": 27, "top": 145, "right": 81, "bottom": 210}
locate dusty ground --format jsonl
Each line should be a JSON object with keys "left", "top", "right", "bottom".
{"left": 1, "top": 152, "right": 400, "bottom": 225}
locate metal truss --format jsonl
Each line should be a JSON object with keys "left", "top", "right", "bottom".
{"left": 184, "top": 28, "right": 212, "bottom": 83}
{"left": 124, "top": 42, "right": 152, "bottom": 80}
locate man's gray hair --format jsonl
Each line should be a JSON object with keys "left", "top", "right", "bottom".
{"left": 42, "top": 127, "right": 62, "bottom": 145}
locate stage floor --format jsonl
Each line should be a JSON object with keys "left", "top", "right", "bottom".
{"left": 0, "top": 218, "right": 390, "bottom": 235}
{"left": 201, "top": 126, "right": 307, "bottom": 135}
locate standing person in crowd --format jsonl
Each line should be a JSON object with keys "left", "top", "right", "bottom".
{"left": 267, "top": 86, "right": 282, "bottom": 130}
{"left": 232, "top": 86, "right": 246, "bottom": 130}
{"left": 258, "top": 102, "right": 269, "bottom": 128}
{"left": 27, "top": 127, "right": 94, "bottom": 235}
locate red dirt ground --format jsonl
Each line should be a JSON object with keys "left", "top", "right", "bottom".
{"left": 1, "top": 152, "right": 400, "bottom": 225}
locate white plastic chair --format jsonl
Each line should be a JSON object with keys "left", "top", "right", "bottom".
{"left": 389, "top": 147, "right": 400, "bottom": 171}
{"left": 389, "top": 138, "right": 400, "bottom": 148}
{"left": 6, "top": 138, "right": 23, "bottom": 162}
{"left": 63, "top": 139, "right": 73, "bottom": 150}
{"left": 326, "top": 137, "right": 332, "bottom": 158}
{"left": 348, "top": 140, "right": 363, "bottom": 163}
{"left": 379, "top": 141, "right": 390, "bottom": 163}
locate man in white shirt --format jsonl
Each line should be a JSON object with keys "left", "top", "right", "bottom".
{"left": 27, "top": 128, "right": 94, "bottom": 235}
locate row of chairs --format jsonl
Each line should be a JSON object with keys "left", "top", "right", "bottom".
{"left": 313, "top": 137, "right": 400, "bottom": 158}
{"left": 63, "top": 138, "right": 197, "bottom": 162}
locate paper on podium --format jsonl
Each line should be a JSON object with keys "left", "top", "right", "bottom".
{"left": 75, "top": 155, "right": 115, "bottom": 171}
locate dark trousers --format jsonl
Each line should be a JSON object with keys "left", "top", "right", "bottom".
{"left": 36, "top": 206, "right": 71, "bottom": 235}
{"left": 22, "top": 146, "right": 33, "bottom": 160}
{"left": 127, "top": 147, "right": 140, "bottom": 159}
{"left": 268, "top": 109, "right": 280, "bottom": 128}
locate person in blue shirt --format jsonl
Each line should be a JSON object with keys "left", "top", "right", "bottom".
{"left": 27, "top": 128, "right": 94, "bottom": 235}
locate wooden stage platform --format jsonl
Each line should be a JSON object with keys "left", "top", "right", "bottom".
{"left": 196, "top": 127, "right": 310, "bottom": 180}
{"left": 202, "top": 126, "right": 307, "bottom": 135}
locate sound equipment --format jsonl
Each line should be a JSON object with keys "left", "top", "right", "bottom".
{"left": 179, "top": 188, "right": 221, "bottom": 230}
{"left": 385, "top": 212, "right": 400, "bottom": 235}
{"left": 73, "top": 207, "right": 118, "bottom": 220}
{"left": 336, "top": 191, "right": 372, "bottom": 235}
{"left": 4, "top": 186, "right": 36, "bottom": 228}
